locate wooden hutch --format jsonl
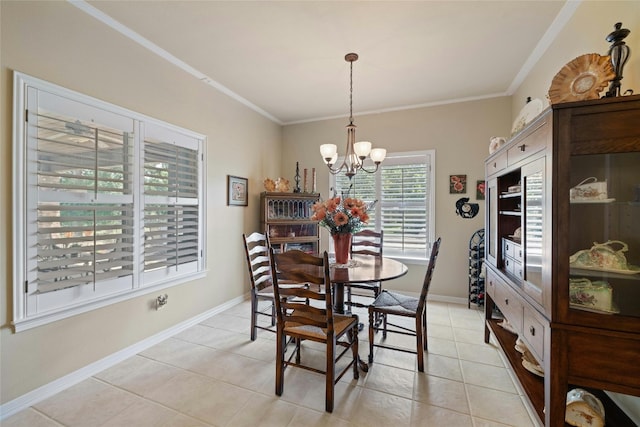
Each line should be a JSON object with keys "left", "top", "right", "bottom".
{"left": 484, "top": 95, "right": 640, "bottom": 426}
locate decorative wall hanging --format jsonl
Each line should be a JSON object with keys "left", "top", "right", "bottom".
{"left": 455, "top": 197, "right": 479, "bottom": 219}
{"left": 227, "top": 175, "right": 248, "bottom": 206}
{"left": 449, "top": 174, "right": 467, "bottom": 194}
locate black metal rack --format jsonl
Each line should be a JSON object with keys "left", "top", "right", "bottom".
{"left": 468, "top": 228, "right": 485, "bottom": 308}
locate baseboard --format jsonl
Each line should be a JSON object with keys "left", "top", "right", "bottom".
{"left": 0, "top": 295, "right": 245, "bottom": 420}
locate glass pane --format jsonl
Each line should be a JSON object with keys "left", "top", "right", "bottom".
{"left": 568, "top": 152, "right": 640, "bottom": 317}
{"left": 524, "top": 170, "right": 543, "bottom": 291}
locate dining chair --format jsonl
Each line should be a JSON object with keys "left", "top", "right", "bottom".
{"left": 269, "top": 249, "right": 360, "bottom": 413}
{"left": 346, "top": 229, "right": 384, "bottom": 310}
{"left": 367, "top": 237, "right": 441, "bottom": 372}
{"left": 242, "top": 232, "right": 276, "bottom": 340}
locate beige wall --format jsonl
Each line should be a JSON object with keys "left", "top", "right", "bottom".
{"left": 1, "top": 1, "right": 281, "bottom": 404}
{"left": 283, "top": 98, "right": 512, "bottom": 299}
{"left": 512, "top": 1, "right": 640, "bottom": 117}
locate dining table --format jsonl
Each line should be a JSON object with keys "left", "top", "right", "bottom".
{"left": 329, "top": 255, "right": 408, "bottom": 315}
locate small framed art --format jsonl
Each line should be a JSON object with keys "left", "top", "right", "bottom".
{"left": 227, "top": 175, "right": 248, "bottom": 206}
{"left": 476, "top": 180, "right": 486, "bottom": 200}
{"left": 449, "top": 174, "right": 467, "bottom": 194}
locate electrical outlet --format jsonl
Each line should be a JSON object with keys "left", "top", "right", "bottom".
{"left": 156, "top": 294, "right": 168, "bottom": 310}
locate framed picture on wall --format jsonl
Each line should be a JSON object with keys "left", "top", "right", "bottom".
{"left": 476, "top": 180, "right": 486, "bottom": 200}
{"left": 449, "top": 174, "right": 467, "bottom": 194}
{"left": 227, "top": 175, "right": 248, "bottom": 206}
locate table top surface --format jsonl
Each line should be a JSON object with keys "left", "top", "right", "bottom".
{"left": 329, "top": 255, "right": 408, "bottom": 284}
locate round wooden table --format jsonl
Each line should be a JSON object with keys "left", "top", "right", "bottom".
{"left": 330, "top": 255, "right": 408, "bottom": 373}
{"left": 330, "top": 255, "right": 408, "bottom": 314}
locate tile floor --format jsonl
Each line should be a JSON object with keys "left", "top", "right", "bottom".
{"left": 3, "top": 298, "right": 538, "bottom": 427}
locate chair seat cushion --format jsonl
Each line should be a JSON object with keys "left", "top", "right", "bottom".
{"left": 284, "top": 314, "right": 357, "bottom": 340}
{"left": 372, "top": 291, "right": 418, "bottom": 315}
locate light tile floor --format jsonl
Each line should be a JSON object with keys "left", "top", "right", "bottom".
{"left": 3, "top": 298, "right": 538, "bottom": 427}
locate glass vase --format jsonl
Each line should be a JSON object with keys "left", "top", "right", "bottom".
{"left": 332, "top": 233, "right": 352, "bottom": 264}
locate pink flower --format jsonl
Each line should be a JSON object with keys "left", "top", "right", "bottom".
{"left": 333, "top": 212, "right": 349, "bottom": 226}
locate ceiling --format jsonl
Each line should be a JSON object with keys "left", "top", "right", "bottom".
{"left": 78, "top": 1, "right": 571, "bottom": 125}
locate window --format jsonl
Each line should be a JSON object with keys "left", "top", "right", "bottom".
{"left": 12, "top": 72, "right": 206, "bottom": 331}
{"left": 332, "top": 151, "right": 435, "bottom": 261}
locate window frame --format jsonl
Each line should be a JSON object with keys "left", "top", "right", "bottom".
{"left": 330, "top": 150, "right": 435, "bottom": 264}
{"left": 12, "top": 72, "right": 207, "bottom": 332}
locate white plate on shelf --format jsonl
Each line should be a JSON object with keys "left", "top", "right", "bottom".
{"left": 570, "top": 303, "right": 621, "bottom": 315}
{"left": 570, "top": 198, "right": 616, "bottom": 204}
{"left": 569, "top": 265, "right": 640, "bottom": 275}
{"left": 522, "top": 359, "right": 545, "bottom": 377}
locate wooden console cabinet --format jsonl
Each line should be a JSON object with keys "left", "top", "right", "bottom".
{"left": 484, "top": 95, "right": 640, "bottom": 426}
{"left": 260, "top": 192, "right": 320, "bottom": 254}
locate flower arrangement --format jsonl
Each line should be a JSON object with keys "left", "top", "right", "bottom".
{"left": 311, "top": 196, "right": 372, "bottom": 235}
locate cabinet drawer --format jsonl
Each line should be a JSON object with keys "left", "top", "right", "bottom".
{"left": 486, "top": 152, "right": 507, "bottom": 176}
{"left": 503, "top": 239, "right": 522, "bottom": 260}
{"left": 486, "top": 269, "right": 497, "bottom": 299}
{"left": 494, "top": 278, "right": 523, "bottom": 333}
{"left": 507, "top": 115, "right": 550, "bottom": 166}
{"left": 522, "top": 307, "right": 545, "bottom": 363}
{"left": 505, "top": 258, "right": 523, "bottom": 279}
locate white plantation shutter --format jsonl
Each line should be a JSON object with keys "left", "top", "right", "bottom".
{"left": 143, "top": 126, "right": 201, "bottom": 279}
{"left": 29, "top": 91, "right": 136, "bottom": 295}
{"left": 380, "top": 159, "right": 431, "bottom": 258}
{"left": 13, "top": 72, "right": 205, "bottom": 330}
{"left": 331, "top": 151, "right": 434, "bottom": 260}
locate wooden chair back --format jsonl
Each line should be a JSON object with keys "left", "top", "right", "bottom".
{"left": 417, "top": 237, "right": 442, "bottom": 313}
{"left": 242, "top": 232, "right": 272, "bottom": 292}
{"left": 351, "top": 229, "right": 383, "bottom": 258}
{"left": 270, "top": 249, "right": 334, "bottom": 338}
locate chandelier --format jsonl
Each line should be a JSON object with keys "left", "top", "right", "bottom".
{"left": 320, "top": 53, "right": 386, "bottom": 179}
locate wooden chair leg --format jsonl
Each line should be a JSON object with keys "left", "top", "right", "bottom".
{"left": 250, "top": 291, "right": 258, "bottom": 341}
{"left": 423, "top": 310, "right": 428, "bottom": 351}
{"left": 368, "top": 308, "right": 375, "bottom": 363}
{"left": 326, "top": 340, "right": 336, "bottom": 413}
{"left": 352, "top": 326, "right": 360, "bottom": 380}
{"left": 275, "top": 331, "right": 285, "bottom": 395}
{"left": 416, "top": 315, "right": 424, "bottom": 372}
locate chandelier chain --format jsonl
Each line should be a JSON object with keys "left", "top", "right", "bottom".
{"left": 349, "top": 60, "right": 354, "bottom": 124}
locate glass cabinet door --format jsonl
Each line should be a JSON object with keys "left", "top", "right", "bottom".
{"left": 568, "top": 152, "right": 640, "bottom": 318}
{"left": 485, "top": 178, "right": 498, "bottom": 267}
{"left": 522, "top": 157, "right": 546, "bottom": 306}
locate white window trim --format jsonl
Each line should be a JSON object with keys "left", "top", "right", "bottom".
{"left": 329, "top": 150, "right": 435, "bottom": 263}
{"left": 12, "top": 71, "right": 207, "bottom": 332}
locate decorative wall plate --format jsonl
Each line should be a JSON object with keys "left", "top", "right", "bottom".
{"left": 548, "top": 53, "right": 615, "bottom": 105}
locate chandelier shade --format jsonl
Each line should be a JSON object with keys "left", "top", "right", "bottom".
{"left": 321, "top": 53, "right": 386, "bottom": 179}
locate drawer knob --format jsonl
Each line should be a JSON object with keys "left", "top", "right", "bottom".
{"left": 529, "top": 326, "right": 536, "bottom": 336}
{"left": 519, "top": 144, "right": 526, "bottom": 152}
{"left": 493, "top": 162, "right": 497, "bottom": 168}
{"left": 505, "top": 298, "right": 509, "bottom": 305}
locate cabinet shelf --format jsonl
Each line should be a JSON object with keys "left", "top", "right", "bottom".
{"left": 499, "top": 211, "right": 521, "bottom": 216}
{"left": 500, "top": 192, "right": 522, "bottom": 199}
{"left": 487, "top": 318, "right": 636, "bottom": 426}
